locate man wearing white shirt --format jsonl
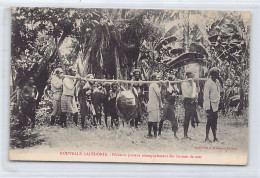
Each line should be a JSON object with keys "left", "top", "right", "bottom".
{"left": 203, "top": 67, "right": 221, "bottom": 142}
{"left": 60, "top": 67, "right": 79, "bottom": 128}
{"left": 50, "top": 68, "right": 63, "bottom": 126}
{"left": 181, "top": 71, "right": 198, "bottom": 139}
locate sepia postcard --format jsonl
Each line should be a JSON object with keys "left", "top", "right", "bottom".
{"left": 9, "top": 7, "right": 250, "bottom": 165}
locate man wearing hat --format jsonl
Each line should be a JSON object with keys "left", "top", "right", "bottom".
{"left": 50, "top": 68, "right": 64, "bottom": 126}
{"left": 60, "top": 67, "right": 79, "bottom": 128}
{"left": 147, "top": 72, "right": 163, "bottom": 137}
{"left": 131, "top": 68, "right": 143, "bottom": 128}
{"left": 84, "top": 74, "right": 95, "bottom": 90}
{"left": 181, "top": 71, "right": 199, "bottom": 139}
{"left": 204, "top": 67, "right": 221, "bottom": 142}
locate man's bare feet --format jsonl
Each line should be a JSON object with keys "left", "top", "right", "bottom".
{"left": 204, "top": 138, "right": 212, "bottom": 143}
{"left": 145, "top": 134, "right": 153, "bottom": 139}
{"left": 182, "top": 136, "right": 192, "bottom": 140}
{"left": 213, "top": 138, "right": 219, "bottom": 142}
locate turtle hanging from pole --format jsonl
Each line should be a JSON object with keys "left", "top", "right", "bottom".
{"left": 116, "top": 86, "right": 138, "bottom": 123}
{"left": 116, "top": 90, "right": 137, "bottom": 123}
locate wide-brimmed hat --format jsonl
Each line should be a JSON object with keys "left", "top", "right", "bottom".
{"left": 86, "top": 74, "right": 94, "bottom": 79}
{"left": 151, "top": 72, "right": 158, "bottom": 79}
{"left": 209, "top": 67, "right": 220, "bottom": 75}
{"left": 54, "top": 68, "right": 63, "bottom": 74}
{"left": 151, "top": 72, "right": 161, "bottom": 80}
{"left": 133, "top": 68, "right": 141, "bottom": 74}
{"left": 69, "top": 66, "right": 76, "bottom": 71}
{"left": 185, "top": 71, "right": 193, "bottom": 76}
{"left": 167, "top": 74, "right": 175, "bottom": 81}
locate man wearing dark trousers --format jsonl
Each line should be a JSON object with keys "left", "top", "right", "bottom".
{"left": 204, "top": 67, "right": 221, "bottom": 142}
{"left": 181, "top": 71, "right": 198, "bottom": 139}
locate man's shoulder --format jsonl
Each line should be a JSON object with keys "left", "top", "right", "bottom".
{"left": 150, "top": 82, "right": 157, "bottom": 87}
{"left": 63, "top": 77, "right": 72, "bottom": 82}
{"left": 205, "top": 78, "right": 212, "bottom": 85}
{"left": 51, "top": 75, "right": 58, "bottom": 79}
{"left": 181, "top": 81, "right": 188, "bottom": 87}
{"left": 51, "top": 75, "right": 59, "bottom": 82}
{"left": 63, "top": 77, "right": 68, "bottom": 81}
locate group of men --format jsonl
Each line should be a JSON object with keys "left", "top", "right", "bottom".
{"left": 18, "top": 65, "right": 221, "bottom": 142}
{"left": 49, "top": 67, "right": 146, "bottom": 130}
{"left": 146, "top": 67, "right": 221, "bottom": 142}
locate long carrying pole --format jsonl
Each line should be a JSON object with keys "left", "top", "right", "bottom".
{"left": 63, "top": 75, "right": 207, "bottom": 84}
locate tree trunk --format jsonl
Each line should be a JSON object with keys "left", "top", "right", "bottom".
{"left": 34, "top": 30, "right": 68, "bottom": 107}
{"left": 114, "top": 47, "right": 122, "bottom": 79}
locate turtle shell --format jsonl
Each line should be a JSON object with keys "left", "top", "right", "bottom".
{"left": 116, "top": 90, "right": 138, "bottom": 122}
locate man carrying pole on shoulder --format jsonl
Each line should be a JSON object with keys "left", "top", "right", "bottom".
{"left": 60, "top": 67, "right": 80, "bottom": 128}
{"left": 50, "top": 68, "right": 63, "bottom": 126}
{"left": 147, "top": 72, "right": 163, "bottom": 138}
{"left": 181, "top": 71, "right": 198, "bottom": 139}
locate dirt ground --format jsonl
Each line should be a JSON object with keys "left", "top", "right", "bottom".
{"left": 9, "top": 99, "right": 248, "bottom": 162}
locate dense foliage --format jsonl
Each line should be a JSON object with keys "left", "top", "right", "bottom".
{"left": 11, "top": 8, "right": 250, "bottom": 113}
